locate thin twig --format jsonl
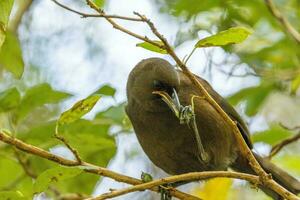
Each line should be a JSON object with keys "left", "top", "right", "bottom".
{"left": 54, "top": 134, "right": 82, "bottom": 164}
{"left": 183, "top": 47, "right": 196, "bottom": 65}
{"left": 84, "top": 0, "right": 165, "bottom": 49}
{"left": 280, "top": 123, "right": 300, "bottom": 131}
{"left": 269, "top": 132, "right": 300, "bottom": 158}
{"left": 265, "top": 0, "right": 300, "bottom": 44}
{"left": 0, "top": 131, "right": 199, "bottom": 200}
{"left": 51, "top": 0, "right": 143, "bottom": 21}
{"left": 87, "top": 171, "right": 260, "bottom": 200}
{"left": 55, "top": 123, "right": 82, "bottom": 164}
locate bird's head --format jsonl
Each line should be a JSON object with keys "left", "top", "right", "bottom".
{"left": 127, "top": 58, "right": 180, "bottom": 112}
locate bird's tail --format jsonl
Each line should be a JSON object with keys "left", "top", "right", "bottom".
{"left": 232, "top": 152, "right": 300, "bottom": 199}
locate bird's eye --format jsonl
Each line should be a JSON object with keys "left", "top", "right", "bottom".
{"left": 153, "top": 80, "right": 164, "bottom": 89}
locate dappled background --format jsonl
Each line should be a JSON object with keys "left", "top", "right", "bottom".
{"left": 0, "top": 0, "right": 299, "bottom": 199}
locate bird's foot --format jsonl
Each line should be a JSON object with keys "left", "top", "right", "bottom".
{"left": 178, "top": 105, "right": 194, "bottom": 125}
{"left": 159, "top": 184, "right": 172, "bottom": 200}
{"left": 152, "top": 89, "right": 210, "bottom": 163}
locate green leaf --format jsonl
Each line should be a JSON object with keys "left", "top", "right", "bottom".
{"left": 16, "top": 83, "right": 71, "bottom": 121}
{"left": 58, "top": 95, "right": 100, "bottom": 125}
{"left": 0, "top": 0, "right": 14, "bottom": 49}
{"left": 291, "top": 75, "right": 300, "bottom": 95}
{"left": 59, "top": 119, "right": 116, "bottom": 166}
{"left": 0, "top": 87, "right": 21, "bottom": 112}
{"left": 141, "top": 172, "right": 153, "bottom": 183}
{"left": 93, "top": 0, "right": 105, "bottom": 7}
{"left": 0, "top": 31, "right": 24, "bottom": 78}
{"left": 195, "top": 27, "right": 252, "bottom": 48}
{"left": 0, "top": 0, "right": 14, "bottom": 28}
{"left": 0, "top": 28, "right": 5, "bottom": 48}
{"left": 0, "top": 157, "right": 23, "bottom": 189}
{"left": 94, "top": 84, "right": 116, "bottom": 96}
{"left": 0, "top": 191, "right": 26, "bottom": 200}
{"left": 252, "top": 124, "right": 293, "bottom": 145}
{"left": 95, "top": 103, "right": 126, "bottom": 124}
{"left": 33, "top": 166, "right": 82, "bottom": 194}
{"left": 227, "top": 83, "right": 274, "bottom": 116}
{"left": 273, "top": 155, "right": 300, "bottom": 176}
{"left": 136, "top": 40, "right": 168, "bottom": 54}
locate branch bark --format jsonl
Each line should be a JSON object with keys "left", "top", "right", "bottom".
{"left": 87, "top": 171, "right": 260, "bottom": 200}
{"left": 8, "top": 0, "right": 33, "bottom": 33}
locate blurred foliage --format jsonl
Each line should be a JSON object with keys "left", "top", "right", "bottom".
{"left": 33, "top": 166, "right": 82, "bottom": 195}
{"left": 0, "top": 5, "right": 127, "bottom": 195}
{"left": 0, "top": 2, "right": 127, "bottom": 196}
{"left": 252, "top": 124, "right": 294, "bottom": 145}
{"left": 158, "top": 0, "right": 300, "bottom": 78}
{"left": 0, "top": 0, "right": 299, "bottom": 199}
{"left": 93, "top": 0, "right": 105, "bottom": 8}
{"left": 158, "top": 0, "right": 300, "bottom": 141}
{"left": 0, "top": 31, "right": 24, "bottom": 78}
{"left": 0, "top": 76, "right": 128, "bottom": 199}
{"left": 0, "top": 0, "right": 24, "bottom": 78}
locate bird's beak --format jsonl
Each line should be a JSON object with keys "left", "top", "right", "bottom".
{"left": 152, "top": 88, "right": 181, "bottom": 118}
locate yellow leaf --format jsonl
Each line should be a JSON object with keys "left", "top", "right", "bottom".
{"left": 191, "top": 178, "right": 233, "bottom": 200}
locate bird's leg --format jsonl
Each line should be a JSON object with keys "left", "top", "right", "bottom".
{"left": 140, "top": 172, "right": 172, "bottom": 200}
{"left": 178, "top": 105, "right": 209, "bottom": 163}
{"left": 159, "top": 185, "right": 172, "bottom": 200}
{"left": 152, "top": 90, "right": 210, "bottom": 163}
{"left": 171, "top": 90, "right": 209, "bottom": 163}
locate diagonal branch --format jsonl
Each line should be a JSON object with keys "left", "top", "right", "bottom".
{"left": 269, "top": 132, "right": 300, "bottom": 158}
{"left": 265, "top": 0, "right": 300, "bottom": 44}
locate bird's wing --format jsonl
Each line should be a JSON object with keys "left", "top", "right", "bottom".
{"left": 195, "top": 75, "right": 253, "bottom": 149}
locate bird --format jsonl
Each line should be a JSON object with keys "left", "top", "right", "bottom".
{"left": 125, "top": 57, "right": 300, "bottom": 200}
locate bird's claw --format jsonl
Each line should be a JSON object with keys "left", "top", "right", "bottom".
{"left": 152, "top": 89, "right": 210, "bottom": 163}
{"left": 178, "top": 105, "right": 194, "bottom": 125}
{"left": 159, "top": 184, "right": 172, "bottom": 200}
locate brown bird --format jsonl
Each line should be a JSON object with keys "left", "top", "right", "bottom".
{"left": 125, "top": 57, "right": 300, "bottom": 199}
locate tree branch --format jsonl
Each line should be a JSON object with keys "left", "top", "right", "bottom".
{"left": 269, "top": 132, "right": 300, "bottom": 158}
{"left": 87, "top": 171, "right": 260, "bottom": 200}
{"left": 55, "top": 124, "right": 82, "bottom": 164}
{"left": 265, "top": 0, "right": 300, "bottom": 44}
{"left": 0, "top": 131, "right": 199, "bottom": 200}
{"left": 51, "top": 0, "right": 143, "bottom": 22}
{"left": 8, "top": 0, "right": 33, "bottom": 33}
